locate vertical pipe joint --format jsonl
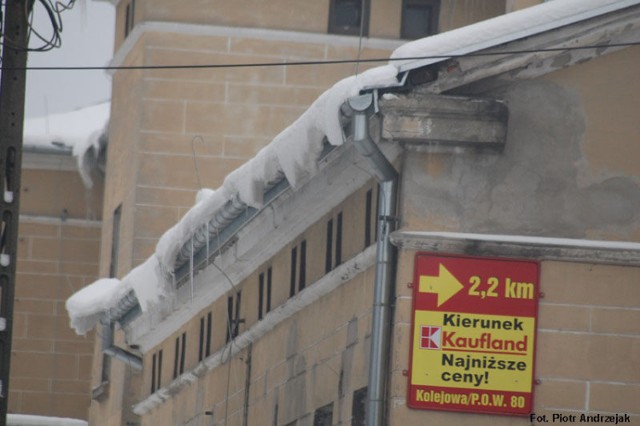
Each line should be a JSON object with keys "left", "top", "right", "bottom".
{"left": 100, "top": 318, "right": 143, "bottom": 371}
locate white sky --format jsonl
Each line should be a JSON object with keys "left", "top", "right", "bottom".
{"left": 24, "top": 0, "right": 115, "bottom": 118}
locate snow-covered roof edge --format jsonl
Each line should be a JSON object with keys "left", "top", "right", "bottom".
{"left": 392, "top": 0, "right": 640, "bottom": 72}
{"left": 23, "top": 102, "right": 110, "bottom": 188}
{"left": 66, "top": 0, "right": 640, "bottom": 335}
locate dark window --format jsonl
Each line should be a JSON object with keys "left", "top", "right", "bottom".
{"left": 259, "top": 272, "right": 265, "bottom": 320}
{"left": 401, "top": 0, "right": 440, "bottom": 39}
{"left": 375, "top": 183, "right": 380, "bottom": 242}
{"left": 365, "top": 189, "right": 372, "bottom": 248}
{"left": 314, "top": 402, "right": 333, "bottom": 426}
{"left": 199, "top": 313, "right": 212, "bottom": 361}
{"left": 124, "top": 0, "right": 136, "bottom": 38}
{"left": 290, "top": 240, "right": 307, "bottom": 297}
{"left": 325, "top": 218, "right": 334, "bottom": 273}
{"left": 273, "top": 403, "right": 279, "bottom": 426}
{"left": 109, "top": 204, "right": 122, "bottom": 278}
{"left": 326, "top": 212, "right": 344, "bottom": 273}
{"left": 328, "top": 0, "right": 370, "bottom": 36}
{"left": 336, "top": 212, "right": 343, "bottom": 267}
{"left": 289, "top": 246, "right": 297, "bottom": 297}
{"left": 259, "top": 267, "right": 273, "bottom": 320}
{"left": 173, "top": 337, "right": 180, "bottom": 379}
{"left": 151, "top": 349, "right": 163, "bottom": 393}
{"left": 299, "top": 240, "right": 306, "bottom": 292}
{"left": 266, "top": 267, "right": 272, "bottom": 313}
{"left": 124, "top": 4, "right": 130, "bottom": 38}
{"left": 179, "top": 333, "right": 186, "bottom": 375}
{"left": 151, "top": 353, "right": 156, "bottom": 393}
{"left": 351, "top": 387, "right": 367, "bottom": 425}
{"left": 157, "top": 350, "right": 163, "bottom": 389}
{"left": 198, "top": 317, "right": 205, "bottom": 361}
{"left": 206, "top": 312, "right": 212, "bottom": 357}
{"left": 226, "top": 291, "right": 243, "bottom": 343}
{"left": 172, "top": 333, "right": 186, "bottom": 379}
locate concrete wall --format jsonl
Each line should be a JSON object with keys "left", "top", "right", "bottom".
{"left": 10, "top": 163, "right": 102, "bottom": 419}
{"left": 400, "top": 47, "right": 640, "bottom": 241}
{"left": 389, "top": 47, "right": 640, "bottom": 423}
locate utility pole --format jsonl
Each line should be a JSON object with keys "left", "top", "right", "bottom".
{"left": 0, "top": 1, "right": 31, "bottom": 424}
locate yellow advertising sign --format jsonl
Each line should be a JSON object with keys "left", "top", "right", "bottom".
{"left": 408, "top": 254, "right": 539, "bottom": 415}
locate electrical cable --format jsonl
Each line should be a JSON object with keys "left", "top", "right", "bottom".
{"left": 6, "top": 41, "right": 640, "bottom": 71}
{"left": 0, "top": 0, "right": 76, "bottom": 52}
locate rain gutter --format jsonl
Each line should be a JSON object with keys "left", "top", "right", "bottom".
{"left": 100, "top": 288, "right": 142, "bottom": 369}
{"left": 348, "top": 93, "right": 398, "bottom": 426}
{"left": 23, "top": 144, "right": 72, "bottom": 156}
{"left": 104, "top": 143, "right": 335, "bottom": 334}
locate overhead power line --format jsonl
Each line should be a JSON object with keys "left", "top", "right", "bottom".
{"left": 8, "top": 41, "right": 640, "bottom": 71}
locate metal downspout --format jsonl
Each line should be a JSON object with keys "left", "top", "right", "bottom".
{"left": 348, "top": 94, "right": 398, "bottom": 426}
{"left": 100, "top": 318, "right": 142, "bottom": 370}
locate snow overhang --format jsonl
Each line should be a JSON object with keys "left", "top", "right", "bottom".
{"left": 66, "top": 0, "right": 640, "bottom": 339}
{"left": 23, "top": 102, "right": 110, "bottom": 188}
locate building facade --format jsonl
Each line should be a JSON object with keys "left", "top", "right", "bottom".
{"left": 69, "top": 0, "right": 640, "bottom": 425}
{"left": 10, "top": 144, "right": 104, "bottom": 420}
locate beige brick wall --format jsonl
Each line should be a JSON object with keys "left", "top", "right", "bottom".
{"left": 139, "top": 266, "right": 376, "bottom": 426}
{"left": 128, "top": 182, "right": 377, "bottom": 424}
{"left": 114, "top": 0, "right": 509, "bottom": 51}
{"left": 10, "top": 166, "right": 102, "bottom": 419}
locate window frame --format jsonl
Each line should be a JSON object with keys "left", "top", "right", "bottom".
{"left": 400, "top": 0, "right": 440, "bottom": 40}
{"left": 328, "top": 0, "right": 370, "bottom": 36}
{"left": 109, "top": 204, "right": 122, "bottom": 278}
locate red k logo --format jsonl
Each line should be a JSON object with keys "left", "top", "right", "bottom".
{"left": 420, "top": 326, "right": 441, "bottom": 350}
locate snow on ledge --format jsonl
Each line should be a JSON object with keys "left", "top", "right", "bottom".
{"left": 7, "top": 414, "right": 88, "bottom": 426}
{"left": 23, "top": 102, "right": 110, "bottom": 188}
{"left": 66, "top": 257, "right": 167, "bottom": 335}
{"left": 392, "top": 231, "right": 640, "bottom": 251}
{"left": 391, "top": 231, "right": 640, "bottom": 265}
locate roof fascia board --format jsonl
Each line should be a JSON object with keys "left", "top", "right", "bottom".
{"left": 126, "top": 141, "right": 402, "bottom": 350}
{"left": 391, "top": 231, "right": 640, "bottom": 266}
{"left": 19, "top": 214, "right": 102, "bottom": 228}
{"left": 108, "top": 21, "right": 405, "bottom": 75}
{"left": 396, "top": 0, "right": 640, "bottom": 74}
{"left": 421, "top": 5, "right": 640, "bottom": 94}
{"left": 22, "top": 150, "right": 76, "bottom": 171}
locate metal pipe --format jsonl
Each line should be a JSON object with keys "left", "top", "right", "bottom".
{"left": 348, "top": 94, "right": 398, "bottom": 426}
{"left": 100, "top": 319, "right": 142, "bottom": 370}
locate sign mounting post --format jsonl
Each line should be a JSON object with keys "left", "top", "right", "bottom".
{"left": 408, "top": 253, "right": 539, "bottom": 416}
